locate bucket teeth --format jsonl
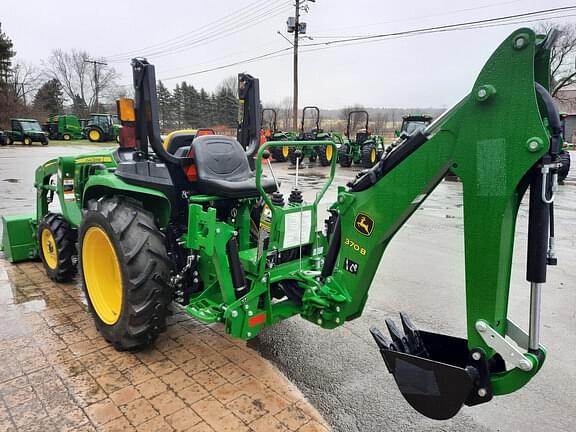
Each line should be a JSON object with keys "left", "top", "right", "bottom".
{"left": 370, "top": 313, "right": 429, "bottom": 358}
{"left": 400, "top": 312, "right": 429, "bottom": 358}
{"left": 385, "top": 318, "right": 408, "bottom": 352}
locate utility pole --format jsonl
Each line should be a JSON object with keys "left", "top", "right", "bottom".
{"left": 84, "top": 59, "right": 107, "bottom": 113}
{"left": 287, "top": 0, "right": 314, "bottom": 131}
{"left": 292, "top": 0, "right": 300, "bottom": 131}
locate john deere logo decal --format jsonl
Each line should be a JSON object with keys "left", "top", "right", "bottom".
{"left": 355, "top": 213, "right": 374, "bottom": 236}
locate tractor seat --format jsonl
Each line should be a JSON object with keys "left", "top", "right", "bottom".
{"left": 164, "top": 130, "right": 197, "bottom": 154}
{"left": 188, "top": 135, "right": 277, "bottom": 198}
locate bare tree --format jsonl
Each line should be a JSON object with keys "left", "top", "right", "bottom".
{"left": 340, "top": 104, "right": 366, "bottom": 134}
{"left": 278, "top": 97, "right": 292, "bottom": 131}
{"left": 538, "top": 23, "right": 576, "bottom": 97}
{"left": 43, "top": 49, "right": 119, "bottom": 111}
{"left": 373, "top": 112, "right": 388, "bottom": 135}
{"left": 11, "top": 60, "right": 41, "bottom": 106}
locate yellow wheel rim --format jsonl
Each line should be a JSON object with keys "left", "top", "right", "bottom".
{"left": 82, "top": 226, "right": 123, "bottom": 325}
{"left": 41, "top": 229, "right": 58, "bottom": 270}
{"left": 326, "top": 145, "right": 333, "bottom": 161}
{"left": 24, "top": 138, "right": 31, "bottom": 145}
{"left": 89, "top": 130, "right": 101, "bottom": 141}
{"left": 282, "top": 146, "right": 289, "bottom": 158}
{"left": 64, "top": 134, "right": 70, "bottom": 141}
{"left": 370, "top": 148, "right": 376, "bottom": 163}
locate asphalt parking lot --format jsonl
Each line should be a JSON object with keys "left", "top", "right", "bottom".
{"left": 1, "top": 143, "right": 575, "bottom": 432}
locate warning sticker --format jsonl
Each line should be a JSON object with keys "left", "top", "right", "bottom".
{"left": 63, "top": 179, "right": 75, "bottom": 202}
{"left": 283, "top": 210, "right": 312, "bottom": 249}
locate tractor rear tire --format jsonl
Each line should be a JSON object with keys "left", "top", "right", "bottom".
{"left": 38, "top": 213, "right": 78, "bottom": 282}
{"left": 87, "top": 128, "right": 102, "bottom": 143}
{"left": 5, "top": 137, "right": 13, "bottom": 145}
{"left": 289, "top": 147, "right": 303, "bottom": 166}
{"left": 361, "top": 144, "right": 378, "bottom": 168}
{"left": 558, "top": 150, "right": 571, "bottom": 183}
{"left": 317, "top": 144, "right": 333, "bottom": 167}
{"left": 338, "top": 144, "right": 352, "bottom": 167}
{"left": 270, "top": 147, "right": 286, "bottom": 162}
{"left": 79, "top": 196, "right": 171, "bottom": 351}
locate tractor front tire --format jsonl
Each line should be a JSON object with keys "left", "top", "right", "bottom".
{"left": 338, "top": 145, "right": 352, "bottom": 167}
{"left": 63, "top": 133, "right": 71, "bottom": 141}
{"left": 317, "top": 144, "right": 333, "bottom": 167}
{"left": 23, "top": 137, "right": 32, "bottom": 146}
{"left": 79, "top": 197, "right": 171, "bottom": 351}
{"left": 87, "top": 128, "right": 102, "bottom": 143}
{"left": 38, "top": 213, "right": 77, "bottom": 282}
{"left": 361, "top": 144, "right": 378, "bottom": 168}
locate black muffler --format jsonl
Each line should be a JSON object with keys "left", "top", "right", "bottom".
{"left": 370, "top": 313, "right": 501, "bottom": 420}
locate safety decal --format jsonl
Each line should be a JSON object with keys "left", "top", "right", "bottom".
{"left": 344, "top": 258, "right": 359, "bottom": 274}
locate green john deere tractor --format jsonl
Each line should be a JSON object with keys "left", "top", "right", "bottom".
{"left": 0, "top": 28, "right": 564, "bottom": 421}
{"left": 261, "top": 108, "right": 294, "bottom": 162}
{"left": 42, "top": 114, "right": 84, "bottom": 141}
{"left": 338, "top": 110, "right": 385, "bottom": 168}
{"left": 84, "top": 113, "right": 121, "bottom": 143}
{"left": 3, "top": 118, "right": 49, "bottom": 146}
{"left": 288, "top": 106, "right": 343, "bottom": 167}
{"left": 558, "top": 112, "right": 571, "bottom": 183}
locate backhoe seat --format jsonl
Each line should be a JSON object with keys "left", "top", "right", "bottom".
{"left": 191, "top": 135, "right": 277, "bottom": 198}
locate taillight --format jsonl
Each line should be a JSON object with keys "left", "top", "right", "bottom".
{"left": 184, "top": 147, "right": 197, "bottom": 181}
{"left": 119, "top": 126, "right": 136, "bottom": 149}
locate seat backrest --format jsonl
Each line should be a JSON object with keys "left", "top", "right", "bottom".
{"left": 192, "top": 135, "right": 251, "bottom": 181}
{"left": 164, "top": 130, "right": 197, "bottom": 154}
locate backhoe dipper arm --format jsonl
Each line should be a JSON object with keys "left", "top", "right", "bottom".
{"left": 318, "top": 29, "right": 558, "bottom": 419}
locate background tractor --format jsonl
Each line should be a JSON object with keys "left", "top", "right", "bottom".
{"left": 84, "top": 113, "right": 121, "bottom": 143}
{"left": 0, "top": 29, "right": 565, "bottom": 422}
{"left": 3, "top": 118, "right": 49, "bottom": 145}
{"left": 338, "top": 110, "right": 385, "bottom": 168}
{"left": 559, "top": 112, "right": 571, "bottom": 183}
{"left": 261, "top": 108, "right": 294, "bottom": 162}
{"left": 42, "top": 114, "right": 84, "bottom": 141}
{"left": 288, "top": 106, "right": 342, "bottom": 166}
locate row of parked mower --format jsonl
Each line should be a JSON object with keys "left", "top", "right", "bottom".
{"left": 261, "top": 106, "right": 433, "bottom": 169}
{"left": 0, "top": 113, "right": 121, "bottom": 146}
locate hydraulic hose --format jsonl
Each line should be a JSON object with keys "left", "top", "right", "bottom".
{"left": 535, "top": 82, "right": 562, "bottom": 156}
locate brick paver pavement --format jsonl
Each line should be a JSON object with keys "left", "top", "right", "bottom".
{"left": 0, "top": 259, "right": 330, "bottom": 431}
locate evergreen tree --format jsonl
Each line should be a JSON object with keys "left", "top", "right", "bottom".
{"left": 157, "top": 80, "right": 173, "bottom": 130}
{"left": 172, "top": 84, "right": 184, "bottom": 128}
{"left": 0, "top": 23, "right": 15, "bottom": 84}
{"left": 181, "top": 81, "right": 200, "bottom": 128}
{"left": 198, "top": 88, "right": 212, "bottom": 127}
{"left": 33, "top": 79, "right": 64, "bottom": 114}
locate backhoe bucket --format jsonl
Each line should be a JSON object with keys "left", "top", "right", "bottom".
{"left": 1, "top": 215, "right": 37, "bottom": 263}
{"left": 370, "top": 313, "right": 495, "bottom": 420}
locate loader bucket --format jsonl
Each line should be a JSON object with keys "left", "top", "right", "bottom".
{"left": 370, "top": 313, "right": 496, "bottom": 420}
{"left": 1, "top": 215, "right": 38, "bottom": 263}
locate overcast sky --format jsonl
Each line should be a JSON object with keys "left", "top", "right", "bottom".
{"left": 2, "top": 0, "right": 574, "bottom": 109}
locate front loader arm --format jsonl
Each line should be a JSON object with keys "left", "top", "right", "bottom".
{"left": 318, "top": 28, "right": 557, "bottom": 418}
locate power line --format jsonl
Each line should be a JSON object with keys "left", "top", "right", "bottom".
{"left": 301, "top": 6, "right": 576, "bottom": 47}
{"left": 105, "top": 0, "right": 291, "bottom": 61}
{"left": 154, "top": 6, "right": 572, "bottom": 82}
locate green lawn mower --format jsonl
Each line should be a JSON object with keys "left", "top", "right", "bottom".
{"left": 2, "top": 118, "right": 49, "bottom": 146}
{"left": 0, "top": 29, "right": 565, "bottom": 421}
{"left": 42, "top": 114, "right": 84, "bottom": 141}
{"left": 338, "top": 110, "right": 385, "bottom": 168}
{"left": 85, "top": 113, "right": 121, "bottom": 143}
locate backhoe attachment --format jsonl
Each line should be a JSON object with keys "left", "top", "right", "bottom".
{"left": 316, "top": 28, "right": 561, "bottom": 419}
